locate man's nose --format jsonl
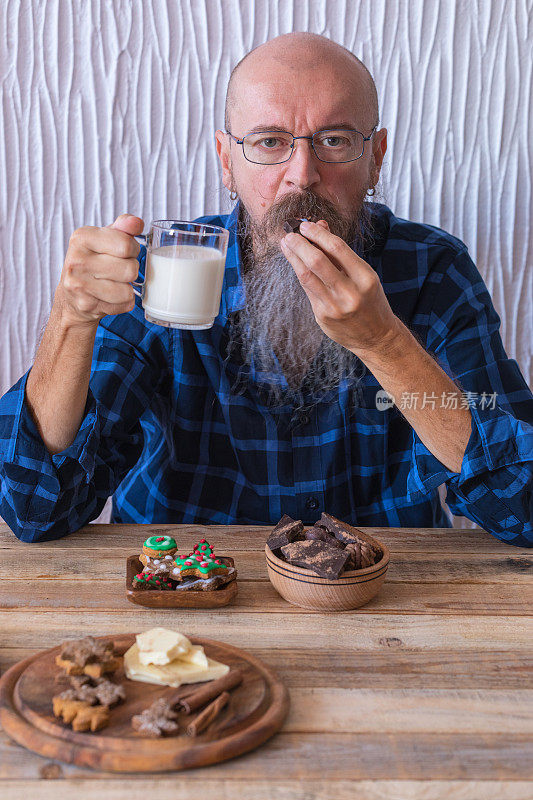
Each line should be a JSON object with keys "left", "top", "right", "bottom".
{"left": 282, "top": 138, "right": 321, "bottom": 190}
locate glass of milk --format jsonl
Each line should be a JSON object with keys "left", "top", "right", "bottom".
{"left": 132, "top": 220, "right": 229, "bottom": 329}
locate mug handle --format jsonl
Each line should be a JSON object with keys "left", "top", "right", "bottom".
{"left": 132, "top": 233, "right": 147, "bottom": 298}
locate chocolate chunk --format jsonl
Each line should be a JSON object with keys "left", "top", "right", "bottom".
{"left": 282, "top": 216, "right": 319, "bottom": 234}
{"left": 267, "top": 514, "right": 304, "bottom": 555}
{"left": 316, "top": 513, "right": 382, "bottom": 566}
{"left": 304, "top": 526, "right": 344, "bottom": 549}
{"left": 281, "top": 539, "right": 351, "bottom": 580}
{"left": 283, "top": 217, "right": 305, "bottom": 233}
{"left": 315, "top": 512, "right": 360, "bottom": 544}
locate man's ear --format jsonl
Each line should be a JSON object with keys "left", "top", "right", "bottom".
{"left": 215, "top": 130, "right": 234, "bottom": 192}
{"left": 370, "top": 128, "right": 387, "bottom": 187}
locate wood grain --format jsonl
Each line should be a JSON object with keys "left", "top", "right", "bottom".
{"left": 1, "top": 780, "right": 533, "bottom": 800}
{"left": 1, "top": 730, "right": 532, "bottom": 780}
{"left": 3, "top": 647, "right": 533, "bottom": 690}
{"left": 2, "top": 611, "right": 532, "bottom": 650}
{"left": 0, "top": 523, "right": 532, "bottom": 792}
{"left": 3, "top": 578, "right": 533, "bottom": 615}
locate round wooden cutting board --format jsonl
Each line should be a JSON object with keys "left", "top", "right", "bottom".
{"left": 0, "top": 633, "right": 290, "bottom": 772}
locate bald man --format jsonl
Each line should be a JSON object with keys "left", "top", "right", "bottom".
{"left": 1, "top": 33, "right": 532, "bottom": 545}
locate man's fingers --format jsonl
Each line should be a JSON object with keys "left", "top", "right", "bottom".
{"left": 90, "top": 253, "right": 140, "bottom": 283}
{"left": 107, "top": 213, "right": 144, "bottom": 236}
{"left": 283, "top": 230, "right": 351, "bottom": 291}
{"left": 298, "top": 219, "right": 372, "bottom": 284}
{"left": 280, "top": 238, "right": 328, "bottom": 302}
{"left": 79, "top": 277, "right": 136, "bottom": 307}
{"left": 75, "top": 225, "right": 141, "bottom": 259}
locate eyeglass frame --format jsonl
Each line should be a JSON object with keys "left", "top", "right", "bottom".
{"left": 225, "top": 125, "right": 377, "bottom": 165}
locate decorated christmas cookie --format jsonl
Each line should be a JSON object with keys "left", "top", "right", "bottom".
{"left": 133, "top": 571, "right": 175, "bottom": 590}
{"left": 139, "top": 552, "right": 176, "bottom": 574}
{"left": 191, "top": 539, "right": 215, "bottom": 557}
{"left": 142, "top": 534, "right": 177, "bottom": 558}
{"left": 172, "top": 539, "right": 229, "bottom": 582}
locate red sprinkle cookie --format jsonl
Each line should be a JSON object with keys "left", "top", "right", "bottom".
{"left": 172, "top": 540, "right": 228, "bottom": 582}
{"left": 133, "top": 571, "right": 175, "bottom": 590}
{"left": 142, "top": 534, "right": 177, "bottom": 558}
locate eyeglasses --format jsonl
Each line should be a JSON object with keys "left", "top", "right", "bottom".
{"left": 225, "top": 126, "right": 376, "bottom": 165}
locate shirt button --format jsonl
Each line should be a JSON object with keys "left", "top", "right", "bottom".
{"left": 305, "top": 496, "right": 319, "bottom": 510}
{"left": 299, "top": 413, "right": 310, "bottom": 425}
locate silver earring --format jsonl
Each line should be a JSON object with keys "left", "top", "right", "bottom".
{"left": 367, "top": 186, "right": 376, "bottom": 197}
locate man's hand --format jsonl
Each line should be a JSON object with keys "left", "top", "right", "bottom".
{"left": 25, "top": 213, "right": 144, "bottom": 454}
{"left": 281, "top": 217, "right": 472, "bottom": 473}
{"left": 55, "top": 213, "right": 144, "bottom": 328}
{"left": 280, "top": 218, "right": 400, "bottom": 356}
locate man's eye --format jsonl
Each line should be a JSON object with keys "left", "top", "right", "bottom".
{"left": 258, "top": 137, "right": 283, "bottom": 148}
{"left": 320, "top": 136, "right": 346, "bottom": 147}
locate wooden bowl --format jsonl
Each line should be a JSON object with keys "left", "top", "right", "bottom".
{"left": 265, "top": 531, "right": 389, "bottom": 611}
{"left": 126, "top": 556, "right": 238, "bottom": 608}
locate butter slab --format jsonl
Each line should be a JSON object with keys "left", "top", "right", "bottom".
{"left": 136, "top": 627, "right": 192, "bottom": 666}
{"left": 124, "top": 643, "right": 229, "bottom": 687}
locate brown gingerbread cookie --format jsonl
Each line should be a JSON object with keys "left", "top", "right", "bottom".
{"left": 141, "top": 534, "right": 178, "bottom": 558}
{"left": 131, "top": 697, "right": 180, "bottom": 737}
{"left": 67, "top": 674, "right": 126, "bottom": 707}
{"left": 55, "top": 635, "right": 120, "bottom": 678}
{"left": 52, "top": 691, "right": 110, "bottom": 732}
{"left": 132, "top": 570, "right": 175, "bottom": 590}
{"left": 172, "top": 540, "right": 229, "bottom": 582}
{"left": 173, "top": 565, "right": 237, "bottom": 591}
{"left": 139, "top": 551, "right": 176, "bottom": 573}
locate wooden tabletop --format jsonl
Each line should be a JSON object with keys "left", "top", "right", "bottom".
{"left": 0, "top": 522, "right": 532, "bottom": 799}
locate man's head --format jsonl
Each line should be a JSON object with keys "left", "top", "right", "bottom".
{"left": 215, "top": 33, "right": 387, "bottom": 409}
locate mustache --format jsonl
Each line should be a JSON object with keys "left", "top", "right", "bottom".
{"left": 236, "top": 189, "right": 372, "bottom": 260}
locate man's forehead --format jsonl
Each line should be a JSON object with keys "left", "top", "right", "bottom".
{"left": 231, "top": 76, "right": 367, "bottom": 132}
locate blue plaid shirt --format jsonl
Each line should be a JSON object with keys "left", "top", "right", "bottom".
{"left": 1, "top": 202, "right": 532, "bottom": 545}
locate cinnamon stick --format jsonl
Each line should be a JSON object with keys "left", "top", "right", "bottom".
{"left": 178, "top": 669, "right": 243, "bottom": 714}
{"left": 164, "top": 684, "right": 204, "bottom": 709}
{"left": 186, "top": 691, "right": 230, "bottom": 736}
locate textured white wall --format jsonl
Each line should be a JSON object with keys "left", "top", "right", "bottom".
{"left": 1, "top": 0, "right": 531, "bottom": 527}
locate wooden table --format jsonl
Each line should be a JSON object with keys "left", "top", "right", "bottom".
{"left": 0, "top": 522, "right": 532, "bottom": 799}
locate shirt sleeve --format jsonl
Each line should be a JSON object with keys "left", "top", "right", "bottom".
{"left": 0, "top": 251, "right": 171, "bottom": 542}
{"left": 405, "top": 246, "right": 533, "bottom": 547}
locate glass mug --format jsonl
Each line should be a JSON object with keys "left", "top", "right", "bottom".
{"left": 132, "top": 220, "right": 229, "bottom": 329}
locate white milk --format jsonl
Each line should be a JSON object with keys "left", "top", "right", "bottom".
{"left": 143, "top": 244, "right": 225, "bottom": 326}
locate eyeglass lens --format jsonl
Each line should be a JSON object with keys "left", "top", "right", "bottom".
{"left": 242, "top": 130, "right": 365, "bottom": 164}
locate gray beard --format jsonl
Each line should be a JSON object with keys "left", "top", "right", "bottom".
{"left": 224, "top": 191, "right": 377, "bottom": 412}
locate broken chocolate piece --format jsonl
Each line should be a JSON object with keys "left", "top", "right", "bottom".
{"left": 283, "top": 217, "right": 306, "bottom": 233}
{"left": 281, "top": 539, "right": 351, "bottom": 580}
{"left": 267, "top": 514, "right": 305, "bottom": 555}
{"left": 317, "top": 513, "right": 382, "bottom": 566}
{"left": 304, "top": 526, "right": 344, "bottom": 549}
{"left": 316, "top": 512, "right": 362, "bottom": 544}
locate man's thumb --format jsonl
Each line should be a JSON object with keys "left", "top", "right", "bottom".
{"left": 107, "top": 213, "right": 144, "bottom": 235}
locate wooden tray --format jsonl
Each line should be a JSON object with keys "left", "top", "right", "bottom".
{"left": 126, "top": 555, "right": 238, "bottom": 607}
{"left": 0, "top": 633, "right": 289, "bottom": 772}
